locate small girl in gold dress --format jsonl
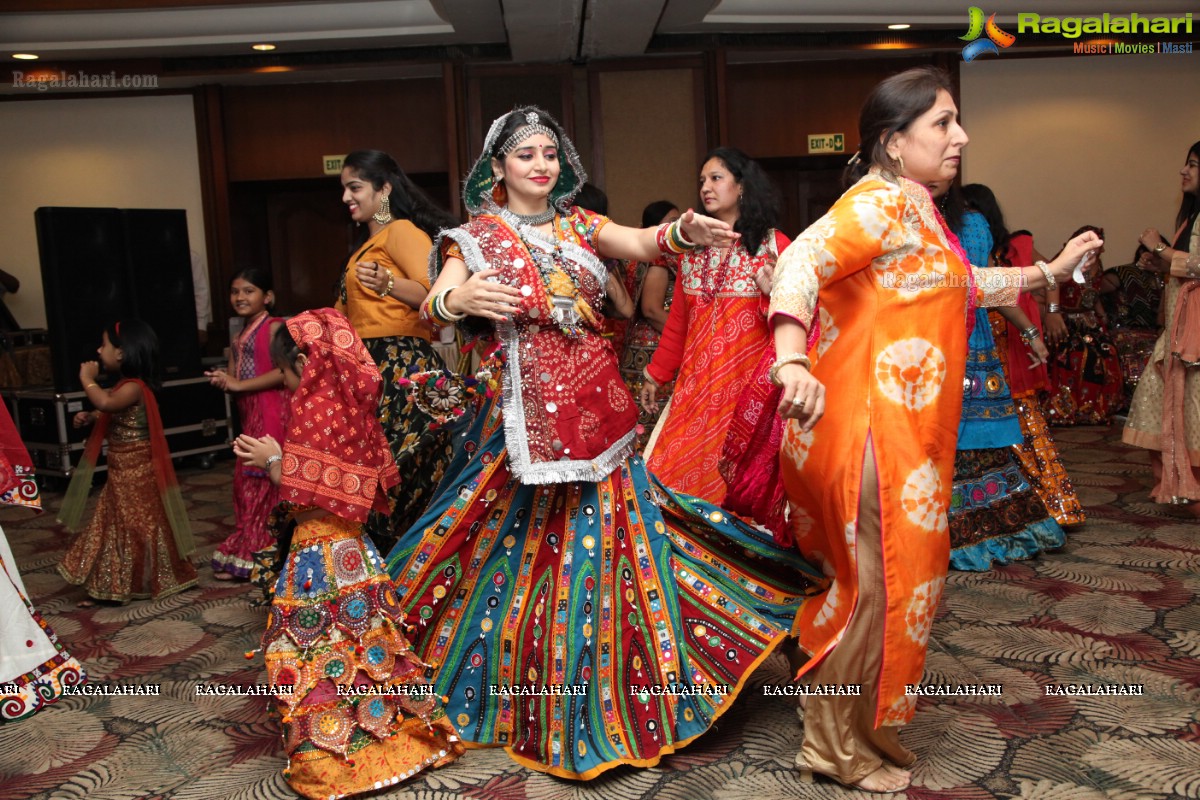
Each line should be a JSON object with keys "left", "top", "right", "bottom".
{"left": 58, "top": 320, "right": 197, "bottom": 605}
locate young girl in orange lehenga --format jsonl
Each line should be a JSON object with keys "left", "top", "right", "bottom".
{"left": 234, "top": 308, "right": 461, "bottom": 799}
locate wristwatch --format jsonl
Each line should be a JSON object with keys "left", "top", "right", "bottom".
{"left": 1153, "top": 242, "right": 1168, "bottom": 255}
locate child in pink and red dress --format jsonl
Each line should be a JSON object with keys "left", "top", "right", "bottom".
{"left": 206, "top": 268, "right": 287, "bottom": 580}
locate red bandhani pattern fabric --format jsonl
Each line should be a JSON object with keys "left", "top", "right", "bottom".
{"left": 719, "top": 318, "right": 821, "bottom": 546}
{"left": 281, "top": 309, "right": 399, "bottom": 522}
{"left": 646, "top": 231, "right": 787, "bottom": 508}
{"left": 1001, "top": 233, "right": 1049, "bottom": 395}
{"left": 0, "top": 402, "right": 38, "bottom": 510}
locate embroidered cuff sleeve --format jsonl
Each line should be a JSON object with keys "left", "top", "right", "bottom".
{"left": 1173, "top": 249, "right": 1200, "bottom": 278}
{"left": 975, "top": 266, "right": 1023, "bottom": 308}
{"left": 768, "top": 241, "right": 819, "bottom": 331}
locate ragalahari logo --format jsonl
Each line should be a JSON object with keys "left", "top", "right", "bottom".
{"left": 960, "top": 7, "right": 1016, "bottom": 60}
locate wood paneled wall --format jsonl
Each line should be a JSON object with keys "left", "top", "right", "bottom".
{"left": 198, "top": 55, "right": 962, "bottom": 344}
{"left": 724, "top": 57, "right": 938, "bottom": 160}
{"left": 221, "top": 78, "right": 448, "bottom": 182}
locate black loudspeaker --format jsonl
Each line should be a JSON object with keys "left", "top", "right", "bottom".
{"left": 121, "top": 209, "right": 201, "bottom": 380}
{"left": 35, "top": 207, "right": 202, "bottom": 390}
{"left": 35, "top": 207, "right": 135, "bottom": 391}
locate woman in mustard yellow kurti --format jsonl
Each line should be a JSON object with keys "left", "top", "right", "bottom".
{"left": 768, "top": 67, "right": 1103, "bottom": 793}
{"left": 335, "top": 150, "right": 461, "bottom": 551}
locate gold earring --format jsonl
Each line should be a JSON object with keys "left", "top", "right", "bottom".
{"left": 372, "top": 194, "right": 392, "bottom": 225}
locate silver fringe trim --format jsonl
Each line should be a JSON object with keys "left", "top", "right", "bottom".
{"left": 434, "top": 220, "right": 633, "bottom": 486}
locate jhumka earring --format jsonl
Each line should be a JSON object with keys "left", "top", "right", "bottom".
{"left": 372, "top": 194, "right": 393, "bottom": 225}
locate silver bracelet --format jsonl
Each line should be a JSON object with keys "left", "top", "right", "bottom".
{"left": 1047, "top": 303, "right": 1062, "bottom": 313}
{"left": 1035, "top": 261, "right": 1057, "bottom": 291}
{"left": 264, "top": 454, "right": 282, "bottom": 470}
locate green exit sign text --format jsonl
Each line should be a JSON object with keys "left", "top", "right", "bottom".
{"left": 323, "top": 154, "right": 347, "bottom": 175}
{"left": 807, "top": 134, "right": 845, "bottom": 154}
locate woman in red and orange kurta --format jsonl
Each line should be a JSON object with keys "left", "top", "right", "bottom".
{"left": 643, "top": 148, "right": 785, "bottom": 519}
{"left": 768, "top": 68, "right": 1103, "bottom": 793}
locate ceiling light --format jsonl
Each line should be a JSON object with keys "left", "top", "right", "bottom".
{"left": 887, "top": 24, "right": 911, "bottom": 30}
{"left": 252, "top": 43, "right": 276, "bottom": 51}
{"left": 12, "top": 53, "right": 39, "bottom": 60}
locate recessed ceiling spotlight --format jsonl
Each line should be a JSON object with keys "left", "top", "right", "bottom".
{"left": 252, "top": 43, "right": 276, "bottom": 51}
{"left": 888, "top": 24, "right": 911, "bottom": 30}
{"left": 12, "top": 53, "right": 39, "bottom": 60}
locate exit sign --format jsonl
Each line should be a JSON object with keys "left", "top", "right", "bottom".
{"left": 807, "top": 134, "right": 845, "bottom": 154}
{"left": 323, "top": 154, "right": 347, "bottom": 175}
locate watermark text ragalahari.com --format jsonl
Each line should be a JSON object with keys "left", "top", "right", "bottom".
{"left": 12, "top": 70, "right": 159, "bottom": 92}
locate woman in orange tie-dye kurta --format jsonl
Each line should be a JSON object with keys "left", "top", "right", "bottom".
{"left": 642, "top": 147, "right": 786, "bottom": 517}
{"left": 768, "top": 67, "right": 1104, "bottom": 793}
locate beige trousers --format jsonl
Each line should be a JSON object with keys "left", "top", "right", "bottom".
{"left": 799, "top": 434, "right": 916, "bottom": 784}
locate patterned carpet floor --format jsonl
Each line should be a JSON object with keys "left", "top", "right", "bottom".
{"left": 1, "top": 424, "right": 1198, "bottom": 800}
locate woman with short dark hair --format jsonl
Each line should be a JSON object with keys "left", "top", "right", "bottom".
{"left": 770, "top": 66, "right": 1102, "bottom": 791}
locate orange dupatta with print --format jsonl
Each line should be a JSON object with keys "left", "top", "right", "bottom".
{"left": 58, "top": 379, "right": 193, "bottom": 555}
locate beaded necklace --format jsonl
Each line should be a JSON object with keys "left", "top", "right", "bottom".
{"left": 499, "top": 208, "right": 593, "bottom": 338}
{"left": 700, "top": 244, "right": 737, "bottom": 299}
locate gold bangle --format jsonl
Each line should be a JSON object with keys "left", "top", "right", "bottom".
{"left": 768, "top": 352, "right": 811, "bottom": 386}
{"left": 84, "top": 382, "right": 99, "bottom": 389}
{"left": 377, "top": 269, "right": 395, "bottom": 298}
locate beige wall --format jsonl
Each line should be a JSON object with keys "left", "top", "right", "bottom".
{"left": 961, "top": 56, "right": 1196, "bottom": 266}
{"left": 597, "top": 69, "right": 699, "bottom": 227}
{"left": 0, "top": 94, "right": 205, "bottom": 329}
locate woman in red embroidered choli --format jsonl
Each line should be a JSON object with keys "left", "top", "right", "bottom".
{"left": 386, "top": 107, "right": 822, "bottom": 779}
{"left": 641, "top": 149, "right": 784, "bottom": 514}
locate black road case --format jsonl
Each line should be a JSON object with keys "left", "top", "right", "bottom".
{"left": 2, "top": 376, "right": 232, "bottom": 478}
